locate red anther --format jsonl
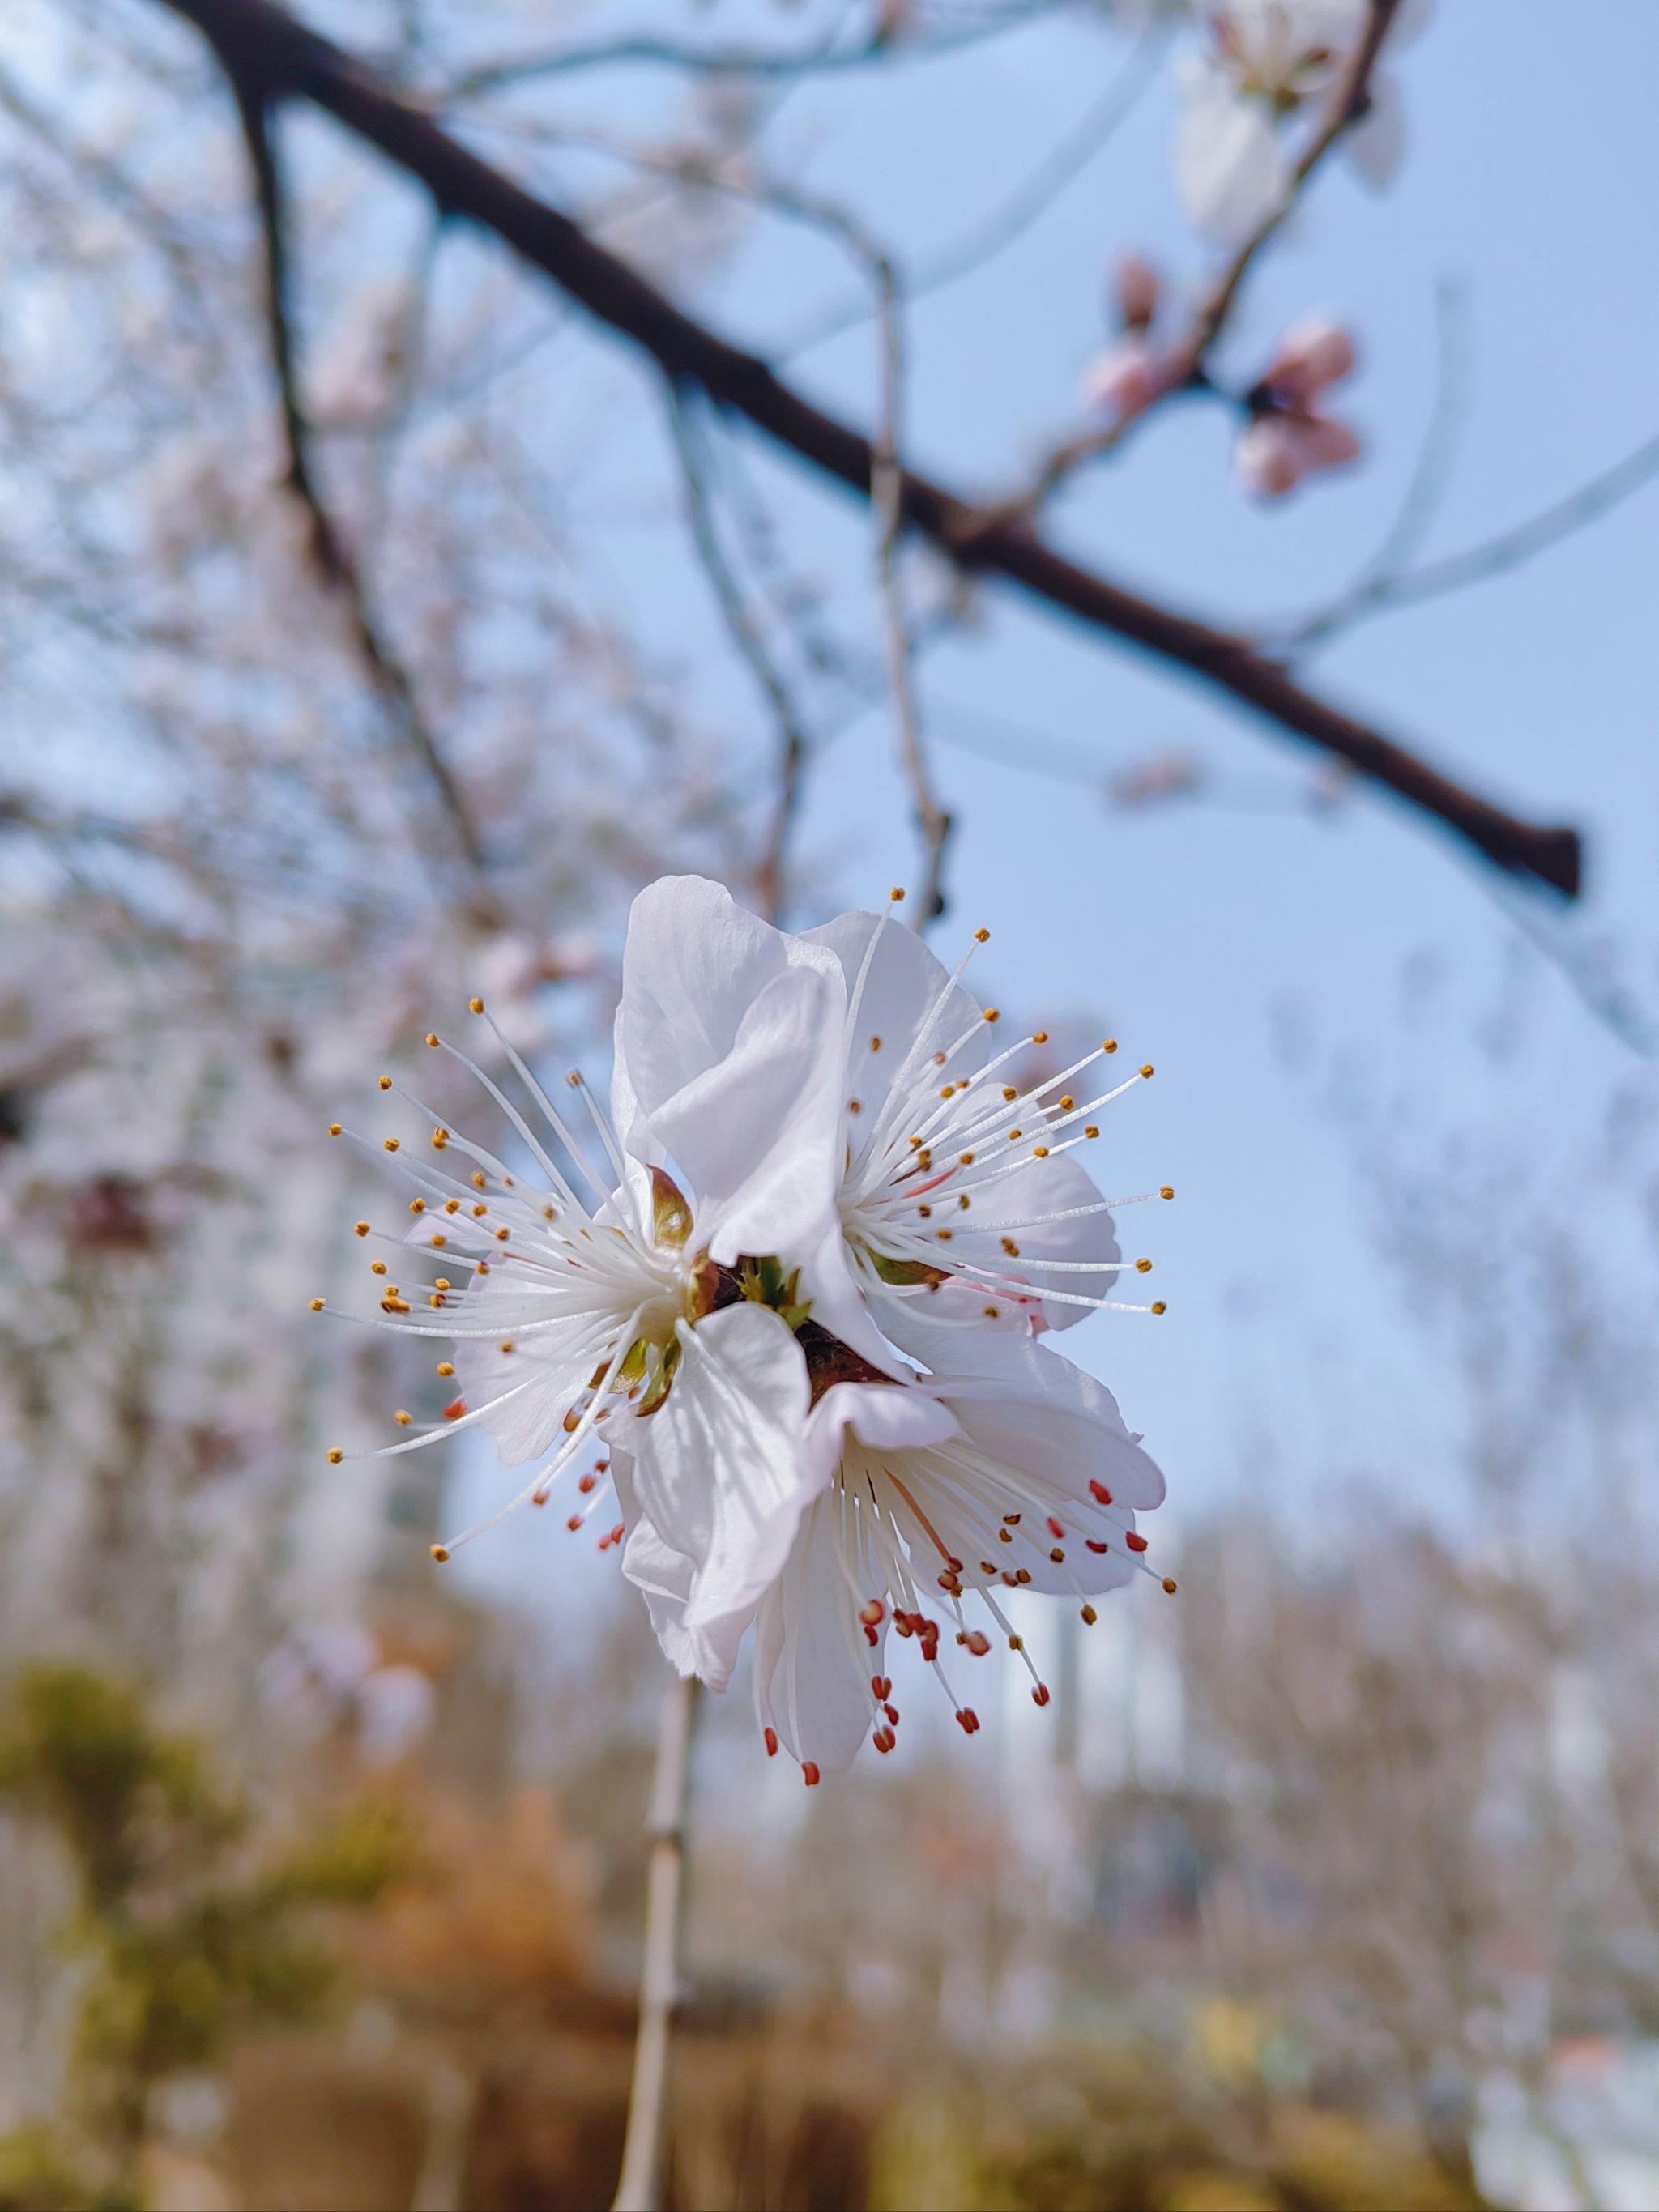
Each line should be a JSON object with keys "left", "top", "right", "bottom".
{"left": 608, "top": 1522, "right": 625, "bottom": 1545}
{"left": 893, "top": 1615, "right": 915, "bottom": 1639}
{"left": 442, "top": 1396, "right": 467, "bottom": 1421}
{"left": 956, "top": 1708, "right": 980, "bottom": 1735}
{"left": 1125, "top": 1532, "right": 1149, "bottom": 1553}
{"left": 872, "top": 1728, "right": 895, "bottom": 1754}
{"left": 1047, "top": 1517, "right": 1065, "bottom": 1540}
{"left": 945, "top": 1555, "right": 963, "bottom": 1573}
{"left": 871, "top": 1677, "right": 892, "bottom": 1701}
{"left": 937, "top": 1571, "right": 960, "bottom": 1593}
{"left": 802, "top": 1762, "right": 821, "bottom": 1788}
{"left": 764, "top": 1727, "right": 778, "bottom": 1758}
{"left": 578, "top": 1472, "right": 598, "bottom": 1494}
{"left": 531, "top": 1490, "right": 549, "bottom": 1508}
{"left": 1031, "top": 1684, "right": 1051, "bottom": 1708}
{"left": 963, "top": 1629, "right": 992, "bottom": 1657}
{"left": 1085, "top": 1539, "right": 1110, "bottom": 1554}
{"left": 566, "top": 1515, "right": 582, "bottom": 1532}
{"left": 859, "top": 1598, "right": 885, "bottom": 1626}
{"left": 884, "top": 1703, "right": 900, "bottom": 1726}
{"left": 864, "top": 1624, "right": 879, "bottom": 1647}
{"left": 1089, "top": 1480, "right": 1113, "bottom": 1505}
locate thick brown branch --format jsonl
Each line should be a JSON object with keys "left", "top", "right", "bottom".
{"left": 156, "top": 0, "right": 1580, "bottom": 898}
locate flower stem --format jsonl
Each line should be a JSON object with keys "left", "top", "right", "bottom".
{"left": 612, "top": 1669, "right": 700, "bottom": 2212}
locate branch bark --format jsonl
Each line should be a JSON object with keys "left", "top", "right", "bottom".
{"left": 156, "top": 0, "right": 1581, "bottom": 898}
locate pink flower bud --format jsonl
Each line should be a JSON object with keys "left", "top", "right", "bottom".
{"left": 1235, "top": 416, "right": 1305, "bottom": 500}
{"left": 1114, "top": 253, "right": 1162, "bottom": 333}
{"left": 1081, "top": 336, "right": 1159, "bottom": 420}
{"left": 1265, "top": 314, "right": 1357, "bottom": 406}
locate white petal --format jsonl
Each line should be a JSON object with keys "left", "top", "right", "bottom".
{"left": 613, "top": 1455, "right": 752, "bottom": 1690}
{"left": 627, "top": 1302, "right": 815, "bottom": 1635}
{"left": 809, "top": 1376, "right": 961, "bottom": 1460}
{"left": 1345, "top": 69, "right": 1404, "bottom": 188}
{"left": 1177, "top": 82, "right": 1287, "bottom": 243}
{"left": 453, "top": 1302, "right": 597, "bottom": 1465}
{"left": 753, "top": 1486, "right": 885, "bottom": 1773}
{"left": 802, "top": 909, "right": 991, "bottom": 1125}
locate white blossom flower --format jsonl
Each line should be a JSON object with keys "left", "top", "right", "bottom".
{"left": 616, "top": 877, "right": 1168, "bottom": 1376}
{"left": 1176, "top": 0, "right": 1433, "bottom": 244}
{"left": 617, "top": 1336, "right": 1167, "bottom": 1778}
{"left": 314, "top": 890, "right": 850, "bottom": 1638}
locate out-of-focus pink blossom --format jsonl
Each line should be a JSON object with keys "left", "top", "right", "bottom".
{"left": 1081, "top": 336, "right": 1162, "bottom": 421}
{"left": 1115, "top": 253, "right": 1162, "bottom": 333}
{"left": 1235, "top": 411, "right": 1362, "bottom": 500}
{"left": 1263, "top": 313, "right": 1358, "bottom": 407}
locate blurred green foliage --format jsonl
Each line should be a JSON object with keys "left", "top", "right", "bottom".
{"left": 0, "top": 1662, "right": 415, "bottom": 2199}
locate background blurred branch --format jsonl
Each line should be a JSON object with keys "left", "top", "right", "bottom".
{"left": 222, "top": 66, "right": 487, "bottom": 878}
{"left": 156, "top": 0, "right": 1581, "bottom": 901}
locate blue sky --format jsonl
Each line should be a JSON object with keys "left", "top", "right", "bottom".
{"left": 440, "top": 0, "right": 1659, "bottom": 1617}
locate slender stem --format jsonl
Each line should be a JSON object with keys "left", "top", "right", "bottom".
{"left": 612, "top": 1669, "right": 700, "bottom": 2212}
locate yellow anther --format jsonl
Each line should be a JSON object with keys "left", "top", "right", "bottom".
{"left": 1001, "top": 1238, "right": 1020, "bottom": 1256}
{"left": 1059, "top": 1095, "right": 1074, "bottom": 1110}
{"left": 1007, "top": 1633, "right": 1024, "bottom": 1652}
{"left": 354, "top": 1221, "right": 370, "bottom": 1237}
{"left": 1081, "top": 1604, "right": 1098, "bottom": 1626}
{"left": 1136, "top": 1258, "right": 1153, "bottom": 1274}
{"left": 1162, "top": 1577, "right": 1179, "bottom": 1595}
{"left": 1085, "top": 1125, "right": 1099, "bottom": 1139}
{"left": 1151, "top": 1300, "right": 1167, "bottom": 1315}
{"left": 430, "top": 1234, "right": 446, "bottom": 1249}
{"left": 1161, "top": 1184, "right": 1175, "bottom": 1200}
{"left": 870, "top": 1035, "right": 882, "bottom": 1051}
{"left": 957, "top": 1194, "right": 970, "bottom": 1211}
{"left": 410, "top": 1198, "right": 426, "bottom": 1213}
{"left": 983, "top": 1008, "right": 1000, "bottom": 1023}
{"left": 327, "top": 1122, "right": 343, "bottom": 1136}
{"left": 848, "top": 1098, "right": 862, "bottom": 1115}
{"left": 500, "top": 1340, "right": 514, "bottom": 1354}
{"left": 433, "top": 1128, "right": 449, "bottom": 1149}
{"left": 309, "top": 1298, "right": 326, "bottom": 1312}
{"left": 936, "top": 1228, "right": 953, "bottom": 1242}
{"left": 378, "top": 1075, "right": 392, "bottom": 1091}
{"left": 430, "top": 1544, "right": 450, "bottom": 1562}
{"left": 494, "top": 1225, "right": 510, "bottom": 1241}
{"left": 1032, "top": 1144, "right": 1050, "bottom": 1158}
{"left": 383, "top": 1137, "right": 400, "bottom": 1153}
{"left": 469, "top": 997, "right": 484, "bottom": 1014}
{"left": 973, "top": 927, "right": 989, "bottom": 944}
{"left": 889, "top": 887, "right": 906, "bottom": 902}
{"left": 918, "top": 1204, "right": 932, "bottom": 1218}
{"left": 429, "top": 1294, "right": 443, "bottom": 1309}
{"left": 437, "top": 1362, "right": 454, "bottom": 1377}
{"left": 958, "top": 1151, "right": 975, "bottom": 1166}
{"left": 326, "top": 1447, "right": 343, "bottom": 1464}
{"left": 426, "top": 1032, "right": 440, "bottom": 1047}
{"left": 983, "top": 1304, "right": 1000, "bottom": 1319}
{"left": 394, "top": 1409, "right": 412, "bottom": 1426}
{"left": 471, "top": 1171, "right": 487, "bottom": 1189}
{"left": 1140, "top": 1063, "right": 1154, "bottom": 1079}
{"left": 471, "top": 1204, "right": 488, "bottom": 1218}
{"left": 444, "top": 1199, "right": 459, "bottom": 1214}
{"left": 433, "top": 1277, "right": 452, "bottom": 1291}
{"left": 1102, "top": 1038, "right": 1118, "bottom": 1054}
{"left": 370, "top": 1260, "right": 388, "bottom": 1276}
{"left": 939, "top": 1087, "right": 953, "bottom": 1100}
{"left": 1032, "top": 1029, "right": 1048, "bottom": 1044}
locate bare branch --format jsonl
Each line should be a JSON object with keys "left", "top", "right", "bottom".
{"left": 443, "top": 6, "right": 1047, "bottom": 98}
{"left": 666, "top": 390, "right": 812, "bottom": 927}
{"left": 148, "top": 0, "right": 1584, "bottom": 900}
{"left": 1282, "top": 425, "right": 1659, "bottom": 653}
{"left": 220, "top": 66, "right": 488, "bottom": 878}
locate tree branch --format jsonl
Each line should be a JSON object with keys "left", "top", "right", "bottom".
{"left": 152, "top": 0, "right": 1582, "bottom": 899}
{"left": 221, "top": 63, "right": 487, "bottom": 876}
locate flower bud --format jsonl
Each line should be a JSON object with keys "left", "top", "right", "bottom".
{"left": 1081, "top": 336, "right": 1159, "bottom": 421}
{"left": 1114, "top": 252, "right": 1161, "bottom": 334}
{"left": 1265, "top": 314, "right": 1357, "bottom": 406}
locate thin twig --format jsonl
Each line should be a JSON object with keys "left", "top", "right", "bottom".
{"left": 612, "top": 1670, "right": 699, "bottom": 2212}
{"left": 667, "top": 390, "right": 812, "bottom": 927}
{"left": 148, "top": 0, "right": 1584, "bottom": 899}
{"left": 444, "top": 6, "right": 1048, "bottom": 97}
{"left": 778, "top": 21, "right": 1165, "bottom": 360}
{"left": 221, "top": 66, "right": 487, "bottom": 876}
{"left": 1281, "top": 425, "right": 1659, "bottom": 653}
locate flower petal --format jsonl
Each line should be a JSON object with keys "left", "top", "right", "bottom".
{"left": 753, "top": 1485, "right": 887, "bottom": 1774}
{"left": 627, "top": 1302, "right": 816, "bottom": 1636}
{"left": 613, "top": 1455, "right": 753, "bottom": 1690}
{"left": 802, "top": 908, "right": 991, "bottom": 1128}
{"left": 1177, "top": 78, "right": 1287, "bottom": 243}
